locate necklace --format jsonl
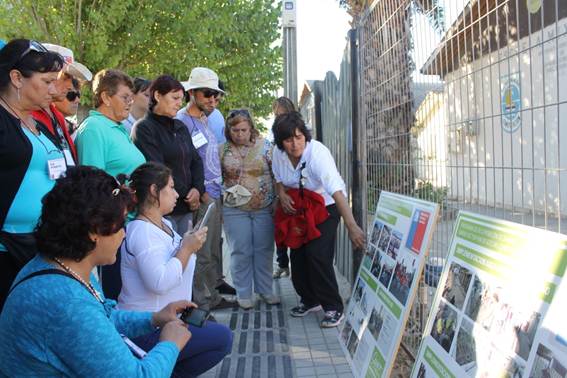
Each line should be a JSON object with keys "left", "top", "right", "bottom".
{"left": 0, "top": 95, "right": 39, "bottom": 135}
{"left": 138, "top": 214, "right": 173, "bottom": 237}
{"left": 53, "top": 257, "right": 104, "bottom": 304}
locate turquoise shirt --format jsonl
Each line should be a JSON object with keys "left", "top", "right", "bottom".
{"left": 75, "top": 110, "right": 146, "bottom": 177}
{"left": 0, "top": 255, "right": 179, "bottom": 377}
{"left": 0, "top": 129, "right": 63, "bottom": 252}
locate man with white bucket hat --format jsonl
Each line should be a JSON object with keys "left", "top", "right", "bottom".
{"left": 177, "top": 67, "right": 236, "bottom": 312}
{"left": 31, "top": 43, "right": 92, "bottom": 166}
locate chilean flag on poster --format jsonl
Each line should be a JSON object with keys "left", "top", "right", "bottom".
{"left": 406, "top": 210, "right": 430, "bottom": 254}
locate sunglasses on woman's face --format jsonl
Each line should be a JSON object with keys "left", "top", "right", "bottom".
{"left": 66, "top": 91, "right": 81, "bottom": 101}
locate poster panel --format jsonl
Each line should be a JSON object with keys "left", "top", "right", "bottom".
{"left": 411, "top": 211, "right": 567, "bottom": 378}
{"left": 339, "top": 191, "right": 439, "bottom": 378}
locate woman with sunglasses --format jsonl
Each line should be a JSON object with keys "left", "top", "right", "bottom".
{"left": 0, "top": 166, "right": 193, "bottom": 376}
{"left": 75, "top": 69, "right": 146, "bottom": 299}
{"left": 52, "top": 77, "right": 81, "bottom": 136}
{"left": 0, "top": 39, "right": 65, "bottom": 309}
{"left": 221, "top": 109, "right": 280, "bottom": 309}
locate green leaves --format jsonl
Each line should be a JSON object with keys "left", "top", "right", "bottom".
{"left": 0, "top": 0, "right": 282, "bottom": 118}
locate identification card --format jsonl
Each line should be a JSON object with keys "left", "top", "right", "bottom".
{"left": 63, "top": 149, "right": 76, "bottom": 167}
{"left": 192, "top": 131, "right": 208, "bottom": 149}
{"left": 47, "top": 158, "right": 67, "bottom": 180}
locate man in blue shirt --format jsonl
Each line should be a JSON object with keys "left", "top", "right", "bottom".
{"left": 208, "top": 80, "right": 226, "bottom": 144}
{"left": 178, "top": 68, "right": 236, "bottom": 311}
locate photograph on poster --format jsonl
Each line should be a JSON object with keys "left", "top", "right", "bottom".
{"left": 465, "top": 276, "right": 501, "bottom": 328}
{"left": 416, "top": 362, "right": 437, "bottom": 378}
{"left": 378, "top": 225, "right": 392, "bottom": 252}
{"left": 375, "top": 308, "right": 396, "bottom": 354}
{"left": 353, "top": 278, "right": 365, "bottom": 304}
{"left": 341, "top": 320, "right": 353, "bottom": 346}
{"left": 476, "top": 346, "right": 523, "bottom": 378}
{"left": 378, "top": 258, "right": 396, "bottom": 288}
{"left": 370, "top": 250, "right": 383, "bottom": 280}
{"left": 494, "top": 310, "right": 541, "bottom": 361}
{"left": 530, "top": 343, "right": 567, "bottom": 378}
{"left": 389, "top": 256, "right": 417, "bottom": 305}
{"left": 386, "top": 230, "right": 403, "bottom": 260}
{"left": 368, "top": 306, "right": 385, "bottom": 341}
{"left": 370, "top": 220, "right": 385, "bottom": 246}
{"left": 353, "top": 336, "right": 371, "bottom": 371}
{"left": 442, "top": 262, "right": 473, "bottom": 310}
{"left": 347, "top": 330, "right": 360, "bottom": 357}
{"left": 452, "top": 318, "right": 477, "bottom": 373}
{"left": 430, "top": 301, "right": 459, "bottom": 352}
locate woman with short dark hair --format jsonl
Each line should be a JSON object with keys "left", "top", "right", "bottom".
{"left": 0, "top": 39, "right": 65, "bottom": 308}
{"left": 271, "top": 111, "right": 365, "bottom": 328}
{"left": 0, "top": 166, "right": 193, "bottom": 376}
{"left": 132, "top": 75, "right": 204, "bottom": 235}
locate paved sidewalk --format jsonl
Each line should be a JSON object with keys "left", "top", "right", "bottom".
{"left": 200, "top": 264, "right": 354, "bottom": 378}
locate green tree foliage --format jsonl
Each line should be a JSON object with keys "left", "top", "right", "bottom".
{"left": 0, "top": 0, "right": 282, "bottom": 118}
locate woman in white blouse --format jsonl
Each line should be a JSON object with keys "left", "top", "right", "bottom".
{"left": 271, "top": 111, "right": 366, "bottom": 328}
{"left": 119, "top": 161, "right": 232, "bottom": 377}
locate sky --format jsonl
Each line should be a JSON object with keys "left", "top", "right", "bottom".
{"left": 295, "top": 0, "right": 352, "bottom": 88}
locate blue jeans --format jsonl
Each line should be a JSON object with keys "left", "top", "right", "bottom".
{"left": 223, "top": 206, "right": 275, "bottom": 300}
{"left": 133, "top": 321, "right": 232, "bottom": 377}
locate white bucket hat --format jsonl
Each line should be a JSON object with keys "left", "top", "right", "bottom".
{"left": 42, "top": 43, "right": 93, "bottom": 82}
{"left": 181, "top": 67, "right": 224, "bottom": 93}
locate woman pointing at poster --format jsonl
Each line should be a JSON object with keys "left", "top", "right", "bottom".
{"left": 271, "top": 111, "right": 365, "bottom": 328}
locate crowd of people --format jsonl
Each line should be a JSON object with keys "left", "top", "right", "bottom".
{"left": 0, "top": 38, "right": 365, "bottom": 376}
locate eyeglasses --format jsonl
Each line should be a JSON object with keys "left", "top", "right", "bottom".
{"left": 19, "top": 40, "right": 49, "bottom": 61}
{"left": 228, "top": 109, "right": 251, "bottom": 119}
{"left": 117, "top": 94, "right": 133, "bottom": 104}
{"left": 198, "top": 88, "right": 220, "bottom": 98}
{"left": 66, "top": 90, "right": 81, "bottom": 101}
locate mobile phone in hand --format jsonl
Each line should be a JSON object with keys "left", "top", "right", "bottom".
{"left": 194, "top": 202, "right": 215, "bottom": 231}
{"left": 180, "top": 307, "right": 209, "bottom": 327}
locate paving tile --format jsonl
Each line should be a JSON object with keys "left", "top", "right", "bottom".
{"left": 297, "top": 367, "right": 318, "bottom": 376}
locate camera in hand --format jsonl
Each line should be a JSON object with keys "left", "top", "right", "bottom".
{"left": 180, "top": 307, "right": 209, "bottom": 327}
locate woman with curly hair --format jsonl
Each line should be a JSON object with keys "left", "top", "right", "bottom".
{"left": 0, "top": 166, "right": 193, "bottom": 376}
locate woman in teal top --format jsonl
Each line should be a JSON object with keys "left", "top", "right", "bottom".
{"left": 0, "top": 39, "right": 65, "bottom": 310}
{"left": 75, "top": 69, "right": 145, "bottom": 177}
{"left": 75, "top": 69, "right": 146, "bottom": 299}
{"left": 0, "top": 166, "right": 192, "bottom": 377}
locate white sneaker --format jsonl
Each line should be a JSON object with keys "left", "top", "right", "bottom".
{"left": 273, "top": 267, "right": 290, "bottom": 278}
{"left": 259, "top": 294, "right": 281, "bottom": 305}
{"left": 238, "top": 298, "right": 255, "bottom": 310}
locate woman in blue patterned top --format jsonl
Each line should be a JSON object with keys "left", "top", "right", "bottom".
{"left": 0, "top": 166, "right": 192, "bottom": 377}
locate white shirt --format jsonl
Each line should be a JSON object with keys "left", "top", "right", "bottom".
{"left": 272, "top": 140, "right": 346, "bottom": 206}
{"left": 122, "top": 114, "right": 137, "bottom": 135}
{"left": 118, "top": 218, "right": 196, "bottom": 312}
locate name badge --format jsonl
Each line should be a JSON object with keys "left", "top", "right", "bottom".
{"left": 63, "top": 149, "right": 76, "bottom": 167}
{"left": 192, "top": 131, "right": 208, "bottom": 149}
{"left": 47, "top": 158, "right": 67, "bottom": 180}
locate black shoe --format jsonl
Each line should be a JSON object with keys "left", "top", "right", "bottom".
{"left": 290, "top": 304, "right": 322, "bottom": 317}
{"left": 212, "top": 297, "right": 237, "bottom": 310}
{"left": 320, "top": 310, "right": 345, "bottom": 328}
{"left": 216, "top": 281, "right": 237, "bottom": 295}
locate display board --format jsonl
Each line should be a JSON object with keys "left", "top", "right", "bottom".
{"left": 338, "top": 192, "right": 439, "bottom": 378}
{"left": 411, "top": 211, "right": 567, "bottom": 378}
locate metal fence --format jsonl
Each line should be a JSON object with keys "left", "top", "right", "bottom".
{"left": 302, "top": 0, "right": 567, "bottom": 361}
{"left": 359, "top": 0, "right": 567, "bottom": 357}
